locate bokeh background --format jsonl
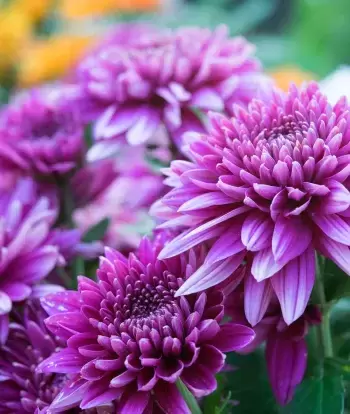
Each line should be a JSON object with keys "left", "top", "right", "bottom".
{"left": 0, "top": 0, "right": 348, "bottom": 99}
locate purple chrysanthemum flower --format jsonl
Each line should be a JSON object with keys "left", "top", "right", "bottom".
{"left": 226, "top": 277, "right": 321, "bottom": 405}
{"left": 73, "top": 24, "right": 268, "bottom": 159}
{"left": 154, "top": 82, "right": 350, "bottom": 326}
{"left": 0, "top": 301, "right": 68, "bottom": 413}
{"left": 0, "top": 85, "right": 84, "bottom": 176}
{"left": 0, "top": 178, "right": 63, "bottom": 343}
{"left": 38, "top": 233, "right": 255, "bottom": 413}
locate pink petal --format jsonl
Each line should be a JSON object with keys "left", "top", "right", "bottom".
{"left": 320, "top": 180, "right": 350, "bottom": 214}
{"left": 266, "top": 336, "right": 307, "bottom": 405}
{"left": 126, "top": 108, "right": 161, "bottom": 145}
{"left": 2, "top": 283, "right": 31, "bottom": 302}
{"left": 0, "top": 314, "right": 9, "bottom": 344}
{"left": 272, "top": 216, "right": 312, "bottom": 266}
{"left": 119, "top": 390, "right": 150, "bottom": 414}
{"left": 312, "top": 214, "right": 350, "bottom": 245}
{"left": 50, "top": 376, "right": 89, "bottom": 412}
{"left": 178, "top": 192, "right": 232, "bottom": 212}
{"left": 190, "top": 88, "right": 224, "bottom": 111}
{"left": 271, "top": 246, "right": 315, "bottom": 325}
{"left": 251, "top": 247, "right": 284, "bottom": 282}
{"left": 175, "top": 252, "right": 245, "bottom": 296}
{"left": 210, "top": 323, "right": 255, "bottom": 352}
{"left": 38, "top": 348, "right": 86, "bottom": 373}
{"left": 241, "top": 211, "right": 273, "bottom": 251}
{"left": 244, "top": 273, "right": 273, "bottom": 326}
{"left": 318, "top": 236, "right": 350, "bottom": 275}
{"left": 41, "top": 291, "right": 81, "bottom": 316}
{"left": 0, "top": 291, "right": 12, "bottom": 315}
{"left": 155, "top": 382, "right": 190, "bottom": 414}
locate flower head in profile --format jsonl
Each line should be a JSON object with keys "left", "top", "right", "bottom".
{"left": 0, "top": 178, "right": 62, "bottom": 343}
{"left": 0, "top": 85, "right": 84, "bottom": 175}
{"left": 39, "top": 233, "right": 254, "bottom": 413}
{"left": 73, "top": 24, "right": 267, "bottom": 159}
{"left": 154, "top": 82, "right": 350, "bottom": 326}
{"left": 0, "top": 300, "right": 67, "bottom": 413}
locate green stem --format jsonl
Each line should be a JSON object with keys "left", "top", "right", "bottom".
{"left": 176, "top": 379, "right": 202, "bottom": 414}
{"left": 315, "top": 254, "right": 333, "bottom": 358}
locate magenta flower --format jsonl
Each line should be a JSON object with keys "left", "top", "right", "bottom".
{"left": 73, "top": 24, "right": 267, "bottom": 158}
{"left": 226, "top": 280, "right": 321, "bottom": 405}
{"left": 0, "top": 178, "right": 63, "bottom": 343}
{"left": 154, "top": 82, "right": 350, "bottom": 325}
{"left": 74, "top": 146, "right": 166, "bottom": 252}
{"left": 0, "top": 301, "right": 68, "bottom": 413}
{"left": 38, "top": 233, "right": 255, "bottom": 413}
{"left": 0, "top": 85, "right": 84, "bottom": 176}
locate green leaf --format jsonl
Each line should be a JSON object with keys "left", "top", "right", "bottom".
{"left": 83, "top": 218, "right": 110, "bottom": 243}
{"left": 283, "top": 362, "right": 344, "bottom": 414}
{"left": 330, "top": 299, "right": 350, "bottom": 358}
{"left": 323, "top": 259, "right": 350, "bottom": 301}
{"left": 226, "top": 349, "right": 279, "bottom": 414}
{"left": 84, "top": 124, "right": 94, "bottom": 150}
{"left": 326, "top": 357, "right": 350, "bottom": 381}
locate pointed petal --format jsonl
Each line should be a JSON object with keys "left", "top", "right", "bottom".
{"left": 119, "top": 390, "right": 150, "bottom": 414}
{"left": 251, "top": 247, "right": 284, "bottom": 282}
{"left": 266, "top": 336, "right": 307, "bottom": 405}
{"left": 318, "top": 236, "right": 350, "bottom": 275}
{"left": 155, "top": 382, "right": 190, "bottom": 414}
{"left": 41, "top": 291, "right": 81, "bottom": 316}
{"left": 210, "top": 323, "right": 255, "bottom": 352}
{"left": 38, "top": 348, "right": 86, "bottom": 374}
{"left": 313, "top": 214, "right": 350, "bottom": 245}
{"left": 241, "top": 211, "right": 273, "bottom": 251}
{"left": 271, "top": 246, "right": 315, "bottom": 325}
{"left": 50, "top": 376, "right": 89, "bottom": 412}
{"left": 244, "top": 273, "right": 273, "bottom": 326}
{"left": 272, "top": 216, "right": 312, "bottom": 266}
{"left": 175, "top": 252, "right": 245, "bottom": 296}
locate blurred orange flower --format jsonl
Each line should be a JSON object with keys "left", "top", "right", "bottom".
{"left": 59, "top": 0, "right": 159, "bottom": 19}
{"left": 13, "top": 0, "right": 52, "bottom": 23}
{"left": 18, "top": 35, "right": 97, "bottom": 87}
{"left": 0, "top": 7, "right": 32, "bottom": 71}
{"left": 270, "top": 65, "right": 316, "bottom": 91}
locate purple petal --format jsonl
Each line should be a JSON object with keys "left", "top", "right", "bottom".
{"left": 241, "top": 211, "right": 273, "bottom": 251}
{"left": 271, "top": 246, "right": 315, "bottom": 325}
{"left": 2, "top": 283, "right": 31, "bottom": 301}
{"left": 210, "top": 323, "right": 255, "bottom": 352}
{"left": 178, "top": 192, "right": 232, "bottom": 212}
{"left": 158, "top": 208, "right": 248, "bottom": 259}
{"left": 80, "top": 379, "right": 123, "bottom": 409}
{"left": 156, "top": 359, "right": 184, "bottom": 382}
{"left": 181, "top": 364, "right": 217, "bottom": 397}
{"left": 244, "top": 273, "right": 273, "bottom": 326}
{"left": 126, "top": 108, "right": 161, "bottom": 145}
{"left": 50, "top": 376, "right": 90, "bottom": 412}
{"left": 38, "top": 348, "right": 86, "bottom": 374}
{"left": 272, "top": 216, "right": 312, "bottom": 266}
{"left": 320, "top": 180, "right": 350, "bottom": 214}
{"left": 318, "top": 236, "right": 350, "bottom": 275}
{"left": 266, "top": 336, "right": 307, "bottom": 405}
{"left": 0, "top": 314, "right": 9, "bottom": 344}
{"left": 313, "top": 214, "right": 350, "bottom": 245}
{"left": 0, "top": 291, "right": 12, "bottom": 315}
{"left": 205, "top": 223, "right": 245, "bottom": 264}
{"left": 155, "top": 382, "right": 190, "bottom": 414}
{"left": 175, "top": 252, "right": 245, "bottom": 296}
{"left": 110, "top": 371, "right": 137, "bottom": 388}
{"left": 251, "top": 247, "right": 284, "bottom": 282}
{"left": 118, "top": 390, "right": 150, "bottom": 414}
{"left": 190, "top": 87, "right": 224, "bottom": 111}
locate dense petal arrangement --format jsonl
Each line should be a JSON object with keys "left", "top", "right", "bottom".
{"left": 38, "top": 233, "right": 255, "bottom": 413}
{"left": 0, "top": 85, "right": 84, "bottom": 175}
{"left": 74, "top": 147, "right": 166, "bottom": 252}
{"left": 72, "top": 23, "right": 267, "bottom": 158}
{"left": 0, "top": 178, "right": 62, "bottom": 343}
{"left": 0, "top": 301, "right": 68, "bottom": 413}
{"left": 154, "top": 82, "right": 350, "bottom": 325}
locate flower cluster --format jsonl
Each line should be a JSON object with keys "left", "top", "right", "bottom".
{"left": 0, "top": 18, "right": 348, "bottom": 414}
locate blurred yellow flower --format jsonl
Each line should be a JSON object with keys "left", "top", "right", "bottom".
{"left": 18, "top": 35, "right": 96, "bottom": 87}
{"left": 59, "top": 0, "right": 159, "bottom": 19}
{"left": 0, "top": 7, "right": 32, "bottom": 71}
{"left": 270, "top": 66, "right": 316, "bottom": 91}
{"left": 12, "top": 0, "right": 52, "bottom": 23}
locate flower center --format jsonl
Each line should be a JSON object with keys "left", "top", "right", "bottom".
{"left": 266, "top": 116, "right": 308, "bottom": 145}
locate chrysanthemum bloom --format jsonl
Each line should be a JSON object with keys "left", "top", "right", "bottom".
{"left": 226, "top": 280, "right": 321, "bottom": 405}
{"left": 0, "top": 301, "right": 68, "bottom": 413}
{"left": 74, "top": 147, "right": 166, "bottom": 252}
{"left": 154, "top": 82, "right": 350, "bottom": 325}
{"left": 0, "top": 178, "right": 62, "bottom": 343}
{"left": 38, "top": 234, "right": 255, "bottom": 413}
{"left": 0, "top": 85, "right": 84, "bottom": 175}
{"left": 73, "top": 24, "right": 268, "bottom": 158}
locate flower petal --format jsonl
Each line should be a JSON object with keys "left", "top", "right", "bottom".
{"left": 155, "top": 382, "right": 190, "bottom": 414}
{"left": 271, "top": 246, "right": 315, "bottom": 325}
{"left": 241, "top": 211, "right": 273, "bottom": 251}
{"left": 210, "top": 323, "right": 255, "bottom": 352}
{"left": 244, "top": 273, "right": 273, "bottom": 326}
{"left": 313, "top": 214, "right": 350, "bottom": 245}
